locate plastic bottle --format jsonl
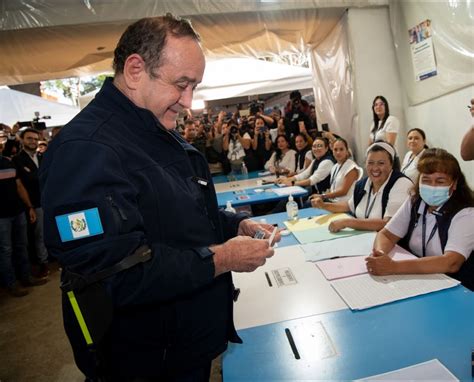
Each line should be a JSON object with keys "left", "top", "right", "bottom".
{"left": 241, "top": 162, "right": 248, "bottom": 179}
{"left": 286, "top": 194, "right": 299, "bottom": 221}
{"left": 225, "top": 200, "right": 236, "bottom": 213}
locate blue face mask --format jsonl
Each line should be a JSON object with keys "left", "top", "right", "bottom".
{"left": 419, "top": 183, "right": 452, "bottom": 206}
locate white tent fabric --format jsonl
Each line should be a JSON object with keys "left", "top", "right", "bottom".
{"left": 193, "top": 58, "right": 313, "bottom": 101}
{"left": 0, "top": 88, "right": 80, "bottom": 127}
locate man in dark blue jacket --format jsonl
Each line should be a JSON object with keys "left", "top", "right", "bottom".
{"left": 40, "top": 14, "right": 277, "bottom": 381}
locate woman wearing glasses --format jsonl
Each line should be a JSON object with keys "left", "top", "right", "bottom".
{"left": 278, "top": 137, "right": 335, "bottom": 194}
{"left": 366, "top": 148, "right": 474, "bottom": 290}
{"left": 311, "top": 141, "right": 412, "bottom": 232}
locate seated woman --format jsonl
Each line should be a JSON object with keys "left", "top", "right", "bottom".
{"left": 278, "top": 137, "right": 335, "bottom": 194}
{"left": 264, "top": 134, "right": 296, "bottom": 175}
{"left": 319, "top": 138, "right": 362, "bottom": 202}
{"left": 288, "top": 133, "right": 311, "bottom": 176}
{"left": 311, "top": 141, "right": 412, "bottom": 232}
{"left": 366, "top": 148, "right": 474, "bottom": 290}
{"left": 401, "top": 128, "right": 428, "bottom": 183}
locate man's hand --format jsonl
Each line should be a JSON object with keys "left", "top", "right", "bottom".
{"left": 212, "top": 236, "right": 275, "bottom": 276}
{"left": 28, "top": 207, "right": 37, "bottom": 224}
{"left": 365, "top": 249, "right": 394, "bottom": 275}
{"left": 238, "top": 219, "right": 281, "bottom": 244}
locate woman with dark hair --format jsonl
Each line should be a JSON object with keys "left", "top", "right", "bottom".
{"left": 311, "top": 141, "right": 412, "bottom": 232}
{"left": 279, "top": 137, "right": 335, "bottom": 194}
{"left": 316, "top": 138, "right": 362, "bottom": 202}
{"left": 288, "top": 133, "right": 310, "bottom": 176}
{"left": 368, "top": 95, "right": 399, "bottom": 146}
{"left": 264, "top": 134, "right": 295, "bottom": 175}
{"left": 401, "top": 128, "right": 428, "bottom": 183}
{"left": 366, "top": 148, "right": 474, "bottom": 290}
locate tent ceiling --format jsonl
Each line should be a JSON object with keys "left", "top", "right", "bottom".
{"left": 0, "top": 0, "right": 387, "bottom": 85}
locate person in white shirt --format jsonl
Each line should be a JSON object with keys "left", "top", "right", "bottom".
{"left": 368, "top": 95, "right": 399, "bottom": 146}
{"left": 278, "top": 137, "right": 335, "bottom": 194}
{"left": 316, "top": 138, "right": 362, "bottom": 202}
{"left": 401, "top": 128, "right": 427, "bottom": 183}
{"left": 264, "top": 134, "right": 296, "bottom": 175}
{"left": 288, "top": 133, "right": 311, "bottom": 176}
{"left": 366, "top": 148, "right": 474, "bottom": 290}
{"left": 311, "top": 141, "right": 412, "bottom": 232}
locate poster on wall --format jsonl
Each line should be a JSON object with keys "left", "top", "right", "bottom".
{"left": 408, "top": 19, "right": 437, "bottom": 81}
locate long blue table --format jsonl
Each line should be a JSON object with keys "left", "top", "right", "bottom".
{"left": 212, "top": 170, "right": 263, "bottom": 184}
{"left": 223, "top": 285, "right": 474, "bottom": 381}
{"left": 223, "top": 208, "right": 474, "bottom": 381}
{"left": 216, "top": 185, "right": 308, "bottom": 208}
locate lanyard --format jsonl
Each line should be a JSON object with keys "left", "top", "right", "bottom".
{"left": 364, "top": 185, "right": 378, "bottom": 218}
{"left": 330, "top": 161, "right": 345, "bottom": 191}
{"left": 421, "top": 204, "right": 438, "bottom": 257}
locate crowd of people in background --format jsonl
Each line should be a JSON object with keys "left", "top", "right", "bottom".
{"left": 1, "top": 90, "right": 473, "bottom": 296}
{"left": 0, "top": 122, "right": 61, "bottom": 297}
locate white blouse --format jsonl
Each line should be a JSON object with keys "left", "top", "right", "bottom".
{"left": 386, "top": 198, "right": 474, "bottom": 259}
{"left": 401, "top": 149, "right": 425, "bottom": 184}
{"left": 347, "top": 173, "right": 412, "bottom": 219}
{"left": 328, "top": 159, "right": 363, "bottom": 202}
{"left": 264, "top": 149, "right": 296, "bottom": 172}
{"left": 369, "top": 115, "right": 399, "bottom": 143}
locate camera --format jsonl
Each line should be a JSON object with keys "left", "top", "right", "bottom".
{"left": 249, "top": 102, "right": 262, "bottom": 116}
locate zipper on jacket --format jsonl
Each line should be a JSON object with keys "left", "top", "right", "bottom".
{"left": 106, "top": 195, "right": 128, "bottom": 221}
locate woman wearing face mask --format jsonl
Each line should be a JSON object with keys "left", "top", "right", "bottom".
{"left": 366, "top": 148, "right": 474, "bottom": 290}
{"left": 264, "top": 134, "right": 296, "bottom": 175}
{"left": 368, "top": 95, "right": 399, "bottom": 146}
{"left": 401, "top": 128, "right": 428, "bottom": 183}
{"left": 316, "top": 138, "right": 362, "bottom": 202}
{"left": 311, "top": 141, "right": 412, "bottom": 232}
{"left": 278, "top": 137, "right": 335, "bottom": 194}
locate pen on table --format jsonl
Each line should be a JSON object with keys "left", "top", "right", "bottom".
{"left": 284, "top": 328, "right": 300, "bottom": 359}
{"left": 264, "top": 272, "right": 273, "bottom": 287}
{"left": 268, "top": 226, "right": 278, "bottom": 246}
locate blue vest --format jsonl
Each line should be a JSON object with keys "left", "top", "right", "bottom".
{"left": 353, "top": 171, "right": 410, "bottom": 218}
{"left": 309, "top": 152, "right": 336, "bottom": 193}
{"left": 400, "top": 196, "right": 474, "bottom": 291}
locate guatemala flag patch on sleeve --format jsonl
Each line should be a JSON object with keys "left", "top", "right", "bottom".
{"left": 55, "top": 208, "right": 104, "bottom": 242}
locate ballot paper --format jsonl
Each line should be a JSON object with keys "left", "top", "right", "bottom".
{"left": 356, "top": 359, "right": 459, "bottom": 381}
{"left": 316, "top": 245, "right": 416, "bottom": 280}
{"left": 331, "top": 273, "right": 460, "bottom": 310}
{"left": 301, "top": 232, "right": 376, "bottom": 259}
{"left": 232, "top": 245, "right": 347, "bottom": 330}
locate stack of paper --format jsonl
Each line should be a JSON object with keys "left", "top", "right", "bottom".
{"left": 331, "top": 273, "right": 460, "bottom": 310}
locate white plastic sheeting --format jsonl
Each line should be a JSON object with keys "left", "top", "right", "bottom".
{"left": 389, "top": 1, "right": 474, "bottom": 106}
{"left": 0, "top": 88, "right": 80, "bottom": 127}
{"left": 193, "top": 57, "right": 313, "bottom": 101}
{"left": 0, "top": 1, "right": 388, "bottom": 85}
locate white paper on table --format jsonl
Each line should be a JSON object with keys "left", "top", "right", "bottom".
{"left": 301, "top": 232, "right": 377, "bottom": 262}
{"left": 232, "top": 244, "right": 347, "bottom": 330}
{"left": 271, "top": 185, "right": 307, "bottom": 196}
{"left": 331, "top": 273, "right": 460, "bottom": 311}
{"left": 356, "top": 359, "right": 459, "bottom": 381}
{"left": 316, "top": 245, "right": 417, "bottom": 281}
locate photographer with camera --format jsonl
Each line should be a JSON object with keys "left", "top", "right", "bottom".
{"left": 284, "top": 90, "right": 312, "bottom": 141}
{"left": 223, "top": 122, "right": 251, "bottom": 173}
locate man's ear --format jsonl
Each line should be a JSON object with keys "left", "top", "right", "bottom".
{"left": 122, "top": 54, "right": 147, "bottom": 89}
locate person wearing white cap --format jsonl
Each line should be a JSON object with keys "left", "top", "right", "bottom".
{"left": 311, "top": 141, "right": 412, "bottom": 233}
